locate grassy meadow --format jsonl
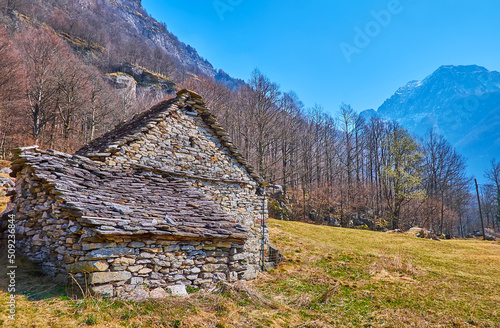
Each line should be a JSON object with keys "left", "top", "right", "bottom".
{"left": 0, "top": 187, "right": 499, "bottom": 327}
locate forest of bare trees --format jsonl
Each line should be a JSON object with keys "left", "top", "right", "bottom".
{"left": 0, "top": 25, "right": 132, "bottom": 153}
{"left": 182, "top": 71, "right": 499, "bottom": 237}
{"left": 0, "top": 0, "right": 498, "bottom": 238}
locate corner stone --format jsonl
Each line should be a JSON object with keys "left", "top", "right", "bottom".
{"left": 241, "top": 266, "right": 258, "bottom": 280}
{"left": 167, "top": 285, "right": 188, "bottom": 296}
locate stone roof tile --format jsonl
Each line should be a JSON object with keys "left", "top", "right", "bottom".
{"left": 11, "top": 149, "right": 248, "bottom": 241}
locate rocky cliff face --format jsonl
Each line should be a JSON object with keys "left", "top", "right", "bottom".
{"left": 362, "top": 65, "right": 500, "bottom": 181}
{"left": 109, "top": 0, "right": 214, "bottom": 75}
{"left": 79, "top": 0, "right": 244, "bottom": 89}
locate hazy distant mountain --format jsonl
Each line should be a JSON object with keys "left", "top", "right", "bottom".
{"left": 361, "top": 65, "right": 500, "bottom": 182}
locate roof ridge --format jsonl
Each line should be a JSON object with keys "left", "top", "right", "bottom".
{"left": 75, "top": 96, "right": 179, "bottom": 156}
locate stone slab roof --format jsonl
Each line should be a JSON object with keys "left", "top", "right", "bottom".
{"left": 11, "top": 147, "right": 249, "bottom": 241}
{"left": 76, "top": 89, "right": 264, "bottom": 185}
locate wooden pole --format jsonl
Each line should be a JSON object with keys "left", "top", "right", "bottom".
{"left": 474, "top": 179, "right": 486, "bottom": 241}
{"left": 261, "top": 195, "right": 265, "bottom": 271}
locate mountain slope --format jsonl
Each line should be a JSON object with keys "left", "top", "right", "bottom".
{"left": 2, "top": 0, "right": 244, "bottom": 90}
{"left": 362, "top": 65, "right": 500, "bottom": 181}
{"left": 98, "top": 0, "right": 214, "bottom": 76}
{"left": 98, "top": 0, "right": 245, "bottom": 89}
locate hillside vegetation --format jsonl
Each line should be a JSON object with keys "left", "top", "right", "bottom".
{"left": 0, "top": 1, "right": 498, "bottom": 235}
{"left": 1, "top": 219, "right": 499, "bottom": 327}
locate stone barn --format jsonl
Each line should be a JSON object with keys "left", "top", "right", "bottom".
{"left": 7, "top": 89, "right": 279, "bottom": 299}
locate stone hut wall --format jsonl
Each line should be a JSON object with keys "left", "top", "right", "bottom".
{"left": 13, "top": 166, "right": 82, "bottom": 278}
{"left": 12, "top": 164, "right": 254, "bottom": 299}
{"left": 9, "top": 90, "right": 276, "bottom": 299}
{"left": 90, "top": 106, "right": 266, "bottom": 277}
{"left": 100, "top": 106, "right": 254, "bottom": 183}
{"left": 74, "top": 239, "right": 248, "bottom": 299}
{"left": 192, "top": 180, "right": 268, "bottom": 277}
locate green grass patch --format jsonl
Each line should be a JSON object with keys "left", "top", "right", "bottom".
{"left": 0, "top": 220, "right": 499, "bottom": 326}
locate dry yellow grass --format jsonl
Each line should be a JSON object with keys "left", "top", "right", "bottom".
{"left": 0, "top": 165, "right": 11, "bottom": 213}
{"left": 0, "top": 197, "right": 9, "bottom": 214}
{"left": 0, "top": 160, "right": 10, "bottom": 169}
{"left": 0, "top": 220, "right": 499, "bottom": 327}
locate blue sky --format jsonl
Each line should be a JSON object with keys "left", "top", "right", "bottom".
{"left": 142, "top": 0, "right": 500, "bottom": 116}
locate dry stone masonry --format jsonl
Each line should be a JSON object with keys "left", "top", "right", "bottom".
{"left": 6, "top": 89, "right": 280, "bottom": 300}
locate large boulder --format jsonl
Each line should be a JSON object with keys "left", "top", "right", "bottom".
{"left": 265, "top": 185, "right": 283, "bottom": 200}
{"left": 104, "top": 72, "right": 137, "bottom": 102}
{"left": 116, "top": 63, "right": 176, "bottom": 95}
{"left": 412, "top": 228, "right": 440, "bottom": 241}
